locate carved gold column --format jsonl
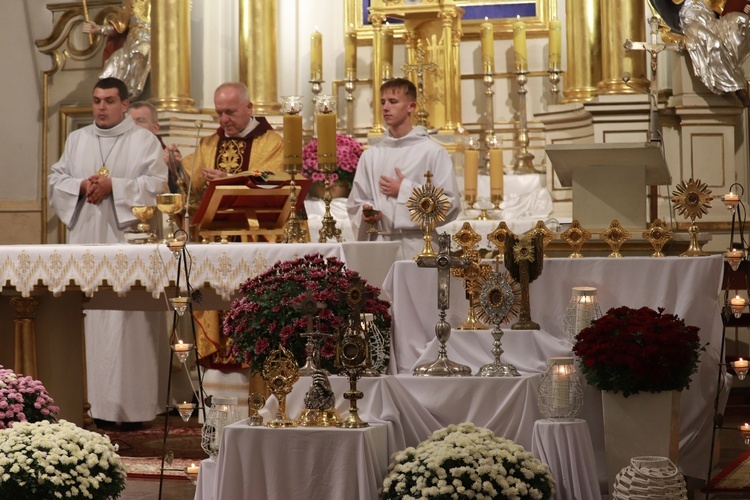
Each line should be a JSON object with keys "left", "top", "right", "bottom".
{"left": 596, "top": 0, "right": 648, "bottom": 95}
{"left": 240, "top": 0, "right": 280, "bottom": 115}
{"left": 439, "top": 9, "right": 457, "bottom": 133}
{"left": 369, "top": 13, "right": 386, "bottom": 135}
{"left": 563, "top": 0, "right": 601, "bottom": 102}
{"left": 11, "top": 297, "right": 38, "bottom": 378}
{"left": 150, "top": 0, "right": 196, "bottom": 112}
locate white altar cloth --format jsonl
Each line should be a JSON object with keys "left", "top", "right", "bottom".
{"left": 532, "top": 419, "right": 602, "bottom": 500}
{"left": 383, "top": 255, "right": 725, "bottom": 481}
{"left": 0, "top": 242, "right": 345, "bottom": 300}
{"left": 196, "top": 422, "right": 389, "bottom": 500}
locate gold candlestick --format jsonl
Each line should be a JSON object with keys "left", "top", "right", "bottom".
{"left": 512, "top": 71, "right": 540, "bottom": 175}
{"left": 315, "top": 95, "right": 342, "bottom": 243}
{"left": 345, "top": 78, "right": 356, "bottom": 137}
{"left": 548, "top": 65, "right": 563, "bottom": 105}
{"left": 281, "top": 96, "right": 308, "bottom": 243}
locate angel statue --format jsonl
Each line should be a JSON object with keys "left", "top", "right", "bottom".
{"left": 83, "top": 0, "right": 151, "bottom": 100}
{"left": 651, "top": 0, "right": 750, "bottom": 106}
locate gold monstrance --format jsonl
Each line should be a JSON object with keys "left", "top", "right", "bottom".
{"left": 671, "top": 178, "right": 712, "bottom": 257}
{"left": 487, "top": 222, "right": 516, "bottom": 259}
{"left": 407, "top": 171, "right": 451, "bottom": 260}
{"left": 561, "top": 220, "right": 591, "bottom": 258}
{"left": 601, "top": 220, "right": 631, "bottom": 258}
{"left": 262, "top": 344, "right": 300, "bottom": 428}
{"left": 336, "top": 278, "right": 374, "bottom": 428}
{"left": 451, "top": 223, "right": 491, "bottom": 330}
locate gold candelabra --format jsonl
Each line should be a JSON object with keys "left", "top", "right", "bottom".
{"left": 345, "top": 77, "right": 356, "bottom": 137}
{"left": 484, "top": 70, "right": 497, "bottom": 173}
{"left": 512, "top": 70, "right": 540, "bottom": 175}
{"left": 547, "top": 63, "right": 563, "bottom": 105}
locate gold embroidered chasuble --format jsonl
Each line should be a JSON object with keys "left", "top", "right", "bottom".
{"left": 184, "top": 119, "right": 284, "bottom": 366}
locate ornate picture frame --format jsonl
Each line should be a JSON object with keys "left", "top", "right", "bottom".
{"left": 345, "top": 0, "right": 557, "bottom": 42}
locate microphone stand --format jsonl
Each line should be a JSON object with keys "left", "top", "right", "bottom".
{"left": 183, "top": 121, "right": 203, "bottom": 240}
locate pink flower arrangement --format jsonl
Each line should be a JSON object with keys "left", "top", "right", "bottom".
{"left": 302, "top": 134, "right": 363, "bottom": 188}
{"left": 0, "top": 366, "right": 59, "bottom": 429}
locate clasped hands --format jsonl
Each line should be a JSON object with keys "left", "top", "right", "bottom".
{"left": 83, "top": 175, "right": 112, "bottom": 205}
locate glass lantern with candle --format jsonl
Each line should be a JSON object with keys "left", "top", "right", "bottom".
{"left": 538, "top": 357, "right": 583, "bottom": 421}
{"left": 201, "top": 396, "right": 240, "bottom": 459}
{"left": 563, "top": 287, "right": 602, "bottom": 344}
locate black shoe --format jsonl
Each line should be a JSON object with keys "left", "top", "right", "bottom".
{"left": 120, "top": 421, "right": 145, "bottom": 432}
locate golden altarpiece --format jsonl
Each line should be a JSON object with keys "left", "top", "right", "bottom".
{"left": 367, "top": 0, "right": 464, "bottom": 142}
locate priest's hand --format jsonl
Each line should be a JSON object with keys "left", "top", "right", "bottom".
{"left": 379, "top": 168, "right": 404, "bottom": 197}
{"left": 362, "top": 204, "right": 382, "bottom": 224}
{"left": 86, "top": 175, "right": 112, "bottom": 205}
{"left": 203, "top": 168, "right": 227, "bottom": 182}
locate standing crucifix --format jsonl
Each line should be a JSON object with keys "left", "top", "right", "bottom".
{"left": 293, "top": 290, "right": 330, "bottom": 376}
{"left": 413, "top": 232, "right": 472, "bottom": 376}
{"left": 402, "top": 40, "right": 438, "bottom": 128}
{"left": 624, "top": 16, "right": 682, "bottom": 143}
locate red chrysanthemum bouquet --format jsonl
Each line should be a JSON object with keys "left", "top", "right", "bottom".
{"left": 572, "top": 306, "right": 704, "bottom": 397}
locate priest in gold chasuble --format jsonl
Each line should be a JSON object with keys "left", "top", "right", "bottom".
{"left": 183, "top": 82, "right": 284, "bottom": 368}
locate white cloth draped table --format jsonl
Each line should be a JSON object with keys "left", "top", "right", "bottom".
{"left": 532, "top": 419, "right": 602, "bottom": 500}
{"left": 197, "top": 423, "right": 389, "bottom": 500}
{"left": 383, "top": 255, "right": 724, "bottom": 482}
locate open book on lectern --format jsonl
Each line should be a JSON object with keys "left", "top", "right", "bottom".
{"left": 192, "top": 171, "right": 311, "bottom": 238}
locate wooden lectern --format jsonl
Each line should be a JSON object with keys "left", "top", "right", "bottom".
{"left": 546, "top": 142, "right": 671, "bottom": 228}
{"left": 192, "top": 173, "right": 311, "bottom": 243}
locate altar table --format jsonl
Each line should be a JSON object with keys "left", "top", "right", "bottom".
{"left": 196, "top": 422, "right": 389, "bottom": 500}
{"left": 0, "top": 242, "right": 398, "bottom": 425}
{"left": 383, "top": 255, "right": 725, "bottom": 483}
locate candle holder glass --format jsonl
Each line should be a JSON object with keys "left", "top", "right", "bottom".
{"left": 172, "top": 341, "right": 193, "bottom": 364}
{"left": 184, "top": 466, "right": 199, "bottom": 485}
{"left": 741, "top": 424, "right": 750, "bottom": 446}
{"left": 201, "top": 396, "right": 240, "bottom": 459}
{"left": 538, "top": 357, "right": 583, "bottom": 421}
{"left": 730, "top": 296, "right": 746, "bottom": 318}
{"left": 176, "top": 402, "right": 196, "bottom": 422}
{"left": 563, "top": 287, "right": 602, "bottom": 344}
{"left": 732, "top": 360, "right": 749, "bottom": 381}
{"left": 727, "top": 249, "right": 744, "bottom": 272}
{"left": 170, "top": 296, "right": 189, "bottom": 316}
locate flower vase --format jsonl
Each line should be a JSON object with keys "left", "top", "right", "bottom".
{"left": 601, "top": 390, "right": 681, "bottom": 496}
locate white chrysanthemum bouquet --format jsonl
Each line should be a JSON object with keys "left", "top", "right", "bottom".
{"left": 0, "top": 420, "right": 126, "bottom": 499}
{"left": 380, "top": 423, "right": 555, "bottom": 500}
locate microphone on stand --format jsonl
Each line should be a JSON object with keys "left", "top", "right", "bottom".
{"left": 622, "top": 72, "right": 661, "bottom": 143}
{"left": 183, "top": 120, "right": 203, "bottom": 238}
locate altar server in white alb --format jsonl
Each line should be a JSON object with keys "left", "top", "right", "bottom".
{"left": 48, "top": 77, "right": 168, "bottom": 427}
{"left": 347, "top": 77, "right": 460, "bottom": 260}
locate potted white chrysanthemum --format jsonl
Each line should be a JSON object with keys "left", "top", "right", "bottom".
{"left": 380, "top": 422, "right": 555, "bottom": 500}
{"left": 0, "top": 419, "right": 127, "bottom": 499}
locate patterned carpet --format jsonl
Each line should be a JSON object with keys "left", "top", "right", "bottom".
{"left": 100, "top": 415, "right": 207, "bottom": 479}
{"left": 708, "top": 450, "right": 750, "bottom": 492}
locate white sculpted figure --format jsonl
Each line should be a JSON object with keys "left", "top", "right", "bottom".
{"left": 83, "top": 0, "right": 151, "bottom": 100}
{"left": 678, "top": 0, "right": 750, "bottom": 105}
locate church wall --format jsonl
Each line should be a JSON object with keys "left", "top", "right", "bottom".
{"left": 0, "top": 0, "right": 47, "bottom": 244}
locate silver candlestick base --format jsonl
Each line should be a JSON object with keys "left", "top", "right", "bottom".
{"left": 476, "top": 327, "right": 519, "bottom": 377}
{"left": 413, "top": 311, "right": 471, "bottom": 376}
